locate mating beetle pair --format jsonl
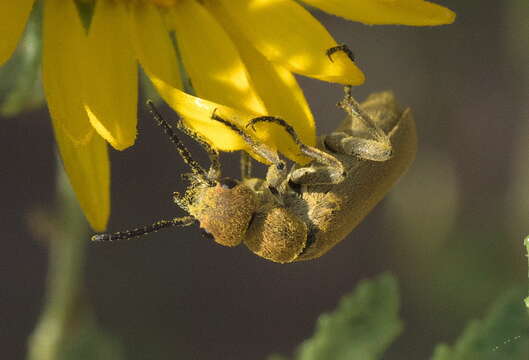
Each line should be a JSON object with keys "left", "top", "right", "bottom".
{"left": 92, "top": 86, "right": 416, "bottom": 263}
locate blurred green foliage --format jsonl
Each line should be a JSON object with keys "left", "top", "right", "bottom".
{"left": 293, "top": 274, "right": 402, "bottom": 360}
{"left": 59, "top": 318, "right": 123, "bottom": 360}
{"left": 525, "top": 236, "right": 529, "bottom": 309}
{"left": 0, "top": 1, "right": 43, "bottom": 116}
{"left": 431, "top": 289, "right": 529, "bottom": 360}
{"left": 270, "top": 275, "right": 529, "bottom": 360}
{"left": 27, "top": 166, "right": 124, "bottom": 360}
{"left": 270, "top": 274, "right": 401, "bottom": 360}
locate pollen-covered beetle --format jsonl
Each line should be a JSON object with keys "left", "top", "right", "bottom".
{"left": 92, "top": 87, "right": 416, "bottom": 263}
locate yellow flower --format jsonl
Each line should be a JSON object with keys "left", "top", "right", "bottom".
{"left": 0, "top": 0, "right": 454, "bottom": 231}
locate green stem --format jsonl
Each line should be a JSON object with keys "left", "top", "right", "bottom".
{"left": 525, "top": 236, "right": 529, "bottom": 310}
{"left": 505, "top": 0, "right": 529, "bottom": 311}
{"left": 26, "top": 164, "right": 89, "bottom": 360}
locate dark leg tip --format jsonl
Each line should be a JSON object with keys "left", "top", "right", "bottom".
{"left": 210, "top": 108, "right": 220, "bottom": 120}
{"left": 91, "top": 234, "right": 109, "bottom": 242}
{"left": 326, "top": 44, "right": 355, "bottom": 63}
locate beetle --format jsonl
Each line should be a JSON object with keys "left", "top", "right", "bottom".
{"left": 92, "top": 86, "right": 417, "bottom": 263}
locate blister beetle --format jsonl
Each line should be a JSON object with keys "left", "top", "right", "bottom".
{"left": 92, "top": 87, "right": 416, "bottom": 263}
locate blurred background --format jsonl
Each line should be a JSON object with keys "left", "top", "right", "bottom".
{"left": 1, "top": 0, "right": 528, "bottom": 359}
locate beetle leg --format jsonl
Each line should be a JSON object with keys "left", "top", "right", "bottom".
{"left": 240, "top": 151, "right": 252, "bottom": 180}
{"left": 326, "top": 43, "right": 355, "bottom": 63}
{"left": 210, "top": 109, "right": 286, "bottom": 177}
{"left": 327, "top": 86, "right": 393, "bottom": 162}
{"left": 172, "top": 190, "right": 189, "bottom": 212}
{"left": 246, "top": 116, "right": 345, "bottom": 185}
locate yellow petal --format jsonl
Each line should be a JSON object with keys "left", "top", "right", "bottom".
{"left": 171, "top": 0, "right": 265, "bottom": 114}
{"left": 150, "top": 84, "right": 271, "bottom": 162}
{"left": 129, "top": 2, "right": 183, "bottom": 92}
{"left": 242, "top": 59, "right": 316, "bottom": 164}
{"left": 129, "top": 3, "right": 253, "bottom": 156}
{"left": 52, "top": 116, "right": 110, "bottom": 231}
{"left": 0, "top": 0, "right": 34, "bottom": 65}
{"left": 83, "top": 0, "right": 137, "bottom": 150}
{"left": 43, "top": 0, "right": 94, "bottom": 144}
{"left": 141, "top": 0, "right": 311, "bottom": 163}
{"left": 203, "top": 2, "right": 315, "bottom": 163}
{"left": 212, "top": 0, "right": 364, "bottom": 85}
{"left": 300, "top": 0, "right": 455, "bottom": 26}
{"left": 155, "top": 0, "right": 271, "bottom": 158}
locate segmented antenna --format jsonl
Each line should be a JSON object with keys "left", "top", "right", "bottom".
{"left": 146, "top": 100, "right": 213, "bottom": 185}
{"left": 92, "top": 216, "right": 196, "bottom": 242}
{"left": 171, "top": 113, "right": 221, "bottom": 181}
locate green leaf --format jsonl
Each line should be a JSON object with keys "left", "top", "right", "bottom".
{"left": 431, "top": 289, "right": 529, "bottom": 360}
{"left": 267, "top": 355, "right": 290, "bottom": 360}
{"left": 294, "top": 273, "right": 403, "bottom": 360}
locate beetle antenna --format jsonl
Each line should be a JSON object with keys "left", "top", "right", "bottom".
{"left": 170, "top": 112, "right": 221, "bottom": 181}
{"left": 146, "top": 100, "right": 213, "bottom": 185}
{"left": 91, "top": 216, "right": 196, "bottom": 242}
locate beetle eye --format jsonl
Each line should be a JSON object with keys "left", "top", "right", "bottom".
{"left": 246, "top": 213, "right": 256, "bottom": 230}
{"left": 268, "top": 186, "right": 279, "bottom": 196}
{"left": 199, "top": 228, "right": 214, "bottom": 241}
{"left": 299, "top": 227, "right": 317, "bottom": 255}
{"left": 288, "top": 180, "right": 302, "bottom": 195}
{"left": 220, "top": 178, "right": 238, "bottom": 189}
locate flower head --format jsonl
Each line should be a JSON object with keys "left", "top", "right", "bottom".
{"left": 0, "top": 0, "right": 455, "bottom": 230}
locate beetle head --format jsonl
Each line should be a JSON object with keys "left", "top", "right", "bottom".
{"left": 187, "top": 179, "right": 259, "bottom": 247}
